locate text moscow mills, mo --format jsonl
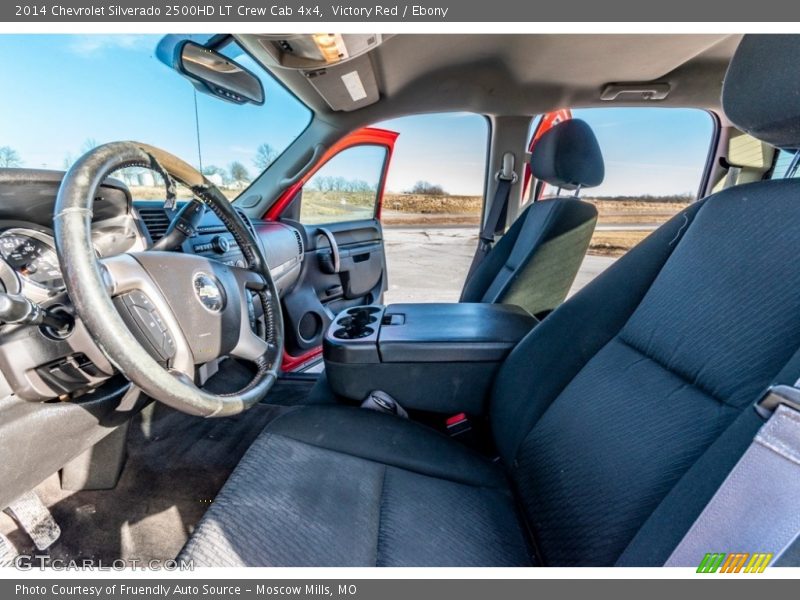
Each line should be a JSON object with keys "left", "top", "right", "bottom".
{"left": 17, "top": 583, "right": 360, "bottom": 597}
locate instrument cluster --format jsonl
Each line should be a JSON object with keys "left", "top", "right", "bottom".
{"left": 0, "top": 229, "right": 65, "bottom": 297}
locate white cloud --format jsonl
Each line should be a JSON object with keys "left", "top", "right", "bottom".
{"left": 67, "top": 35, "right": 154, "bottom": 57}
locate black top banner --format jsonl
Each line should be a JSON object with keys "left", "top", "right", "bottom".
{"left": 4, "top": 0, "right": 800, "bottom": 21}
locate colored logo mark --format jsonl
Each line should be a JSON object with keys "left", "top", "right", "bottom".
{"left": 696, "top": 552, "right": 773, "bottom": 573}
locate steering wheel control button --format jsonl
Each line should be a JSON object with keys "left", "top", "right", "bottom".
{"left": 193, "top": 272, "right": 226, "bottom": 313}
{"left": 113, "top": 291, "right": 177, "bottom": 364}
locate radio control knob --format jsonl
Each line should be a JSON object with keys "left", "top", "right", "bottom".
{"left": 211, "top": 235, "right": 230, "bottom": 254}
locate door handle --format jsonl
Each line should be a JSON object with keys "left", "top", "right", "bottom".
{"left": 278, "top": 144, "right": 325, "bottom": 188}
{"left": 317, "top": 227, "right": 341, "bottom": 274}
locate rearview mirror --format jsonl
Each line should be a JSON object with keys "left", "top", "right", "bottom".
{"left": 176, "top": 41, "right": 265, "bottom": 106}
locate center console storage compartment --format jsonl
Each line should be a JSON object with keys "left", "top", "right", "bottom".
{"left": 323, "top": 303, "right": 537, "bottom": 414}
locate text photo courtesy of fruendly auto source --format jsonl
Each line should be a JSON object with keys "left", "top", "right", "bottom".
{"left": 1, "top": 33, "right": 800, "bottom": 570}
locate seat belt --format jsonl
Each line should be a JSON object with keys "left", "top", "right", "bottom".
{"left": 723, "top": 165, "right": 741, "bottom": 189}
{"left": 464, "top": 152, "right": 517, "bottom": 282}
{"left": 665, "top": 384, "right": 800, "bottom": 569}
{"left": 480, "top": 197, "right": 562, "bottom": 304}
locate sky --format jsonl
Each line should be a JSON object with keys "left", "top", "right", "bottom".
{"left": 378, "top": 107, "right": 713, "bottom": 196}
{"left": 571, "top": 107, "right": 714, "bottom": 197}
{"left": 1, "top": 34, "right": 713, "bottom": 198}
{"left": 0, "top": 34, "right": 311, "bottom": 174}
{"left": 377, "top": 113, "right": 490, "bottom": 195}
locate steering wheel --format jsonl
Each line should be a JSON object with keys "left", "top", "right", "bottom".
{"left": 53, "top": 142, "right": 283, "bottom": 417}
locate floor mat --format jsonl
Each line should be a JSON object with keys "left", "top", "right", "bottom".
{"left": 0, "top": 376, "right": 315, "bottom": 563}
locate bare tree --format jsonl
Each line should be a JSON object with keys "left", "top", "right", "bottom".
{"left": 254, "top": 143, "right": 277, "bottom": 171}
{"left": 229, "top": 161, "right": 251, "bottom": 183}
{"left": 81, "top": 138, "right": 98, "bottom": 155}
{"left": 0, "top": 146, "right": 22, "bottom": 168}
{"left": 202, "top": 165, "right": 228, "bottom": 185}
{"left": 202, "top": 165, "right": 225, "bottom": 177}
{"left": 407, "top": 180, "right": 447, "bottom": 196}
{"left": 348, "top": 179, "right": 376, "bottom": 194}
{"left": 309, "top": 175, "right": 331, "bottom": 192}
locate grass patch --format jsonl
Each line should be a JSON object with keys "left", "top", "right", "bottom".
{"left": 589, "top": 230, "right": 653, "bottom": 257}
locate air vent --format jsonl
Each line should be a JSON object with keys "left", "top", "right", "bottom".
{"left": 235, "top": 208, "right": 257, "bottom": 236}
{"left": 137, "top": 206, "right": 170, "bottom": 242}
{"left": 292, "top": 228, "right": 304, "bottom": 255}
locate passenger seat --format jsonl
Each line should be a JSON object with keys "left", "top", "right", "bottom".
{"left": 460, "top": 119, "right": 603, "bottom": 318}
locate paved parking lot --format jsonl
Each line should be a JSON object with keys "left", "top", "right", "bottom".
{"left": 382, "top": 226, "right": 616, "bottom": 305}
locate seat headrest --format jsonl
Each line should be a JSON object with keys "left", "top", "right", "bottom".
{"left": 722, "top": 35, "right": 800, "bottom": 150}
{"left": 530, "top": 119, "right": 604, "bottom": 191}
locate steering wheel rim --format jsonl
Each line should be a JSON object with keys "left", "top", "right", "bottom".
{"left": 54, "top": 141, "right": 283, "bottom": 417}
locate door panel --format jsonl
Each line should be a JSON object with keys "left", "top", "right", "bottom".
{"left": 322, "top": 220, "right": 386, "bottom": 301}
{"left": 280, "top": 219, "right": 388, "bottom": 361}
{"left": 266, "top": 128, "right": 397, "bottom": 370}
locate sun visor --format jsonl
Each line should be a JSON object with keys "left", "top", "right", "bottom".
{"left": 303, "top": 55, "right": 380, "bottom": 112}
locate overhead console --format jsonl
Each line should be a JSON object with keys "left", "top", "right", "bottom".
{"left": 323, "top": 303, "right": 537, "bottom": 415}
{"left": 253, "top": 34, "right": 385, "bottom": 70}
{"left": 241, "top": 34, "right": 385, "bottom": 111}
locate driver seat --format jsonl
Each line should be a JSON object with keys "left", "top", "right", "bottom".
{"left": 180, "top": 35, "right": 800, "bottom": 567}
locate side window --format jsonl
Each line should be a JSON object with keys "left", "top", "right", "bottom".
{"left": 299, "top": 145, "right": 387, "bottom": 225}
{"left": 532, "top": 107, "right": 712, "bottom": 247}
{"left": 769, "top": 149, "right": 800, "bottom": 180}
{"left": 527, "top": 107, "right": 714, "bottom": 293}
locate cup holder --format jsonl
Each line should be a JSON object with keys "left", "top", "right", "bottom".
{"left": 347, "top": 306, "right": 381, "bottom": 316}
{"left": 333, "top": 326, "right": 375, "bottom": 340}
{"left": 338, "top": 315, "right": 377, "bottom": 328}
{"left": 332, "top": 306, "right": 381, "bottom": 340}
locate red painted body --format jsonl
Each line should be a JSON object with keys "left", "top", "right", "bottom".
{"left": 281, "top": 346, "right": 326, "bottom": 373}
{"left": 265, "top": 127, "right": 399, "bottom": 372}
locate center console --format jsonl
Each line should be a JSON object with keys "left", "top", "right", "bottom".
{"left": 323, "top": 303, "right": 537, "bottom": 414}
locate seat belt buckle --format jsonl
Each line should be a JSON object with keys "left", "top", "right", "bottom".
{"left": 446, "top": 413, "right": 472, "bottom": 437}
{"left": 361, "top": 390, "right": 409, "bottom": 419}
{"left": 755, "top": 384, "right": 800, "bottom": 420}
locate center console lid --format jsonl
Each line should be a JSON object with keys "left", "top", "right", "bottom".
{"left": 324, "top": 303, "right": 536, "bottom": 364}
{"left": 323, "top": 302, "right": 537, "bottom": 414}
{"left": 379, "top": 303, "right": 536, "bottom": 362}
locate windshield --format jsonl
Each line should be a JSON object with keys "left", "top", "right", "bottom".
{"left": 0, "top": 34, "right": 311, "bottom": 199}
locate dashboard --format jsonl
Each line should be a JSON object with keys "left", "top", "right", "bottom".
{"left": 0, "top": 169, "right": 143, "bottom": 303}
{"left": 0, "top": 168, "right": 304, "bottom": 403}
{"left": 135, "top": 200, "right": 304, "bottom": 296}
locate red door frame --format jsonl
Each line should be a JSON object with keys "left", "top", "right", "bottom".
{"left": 263, "top": 126, "right": 399, "bottom": 372}
{"left": 265, "top": 127, "right": 399, "bottom": 221}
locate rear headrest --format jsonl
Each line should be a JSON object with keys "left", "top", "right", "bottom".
{"left": 722, "top": 35, "right": 800, "bottom": 149}
{"left": 530, "top": 119, "right": 604, "bottom": 190}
